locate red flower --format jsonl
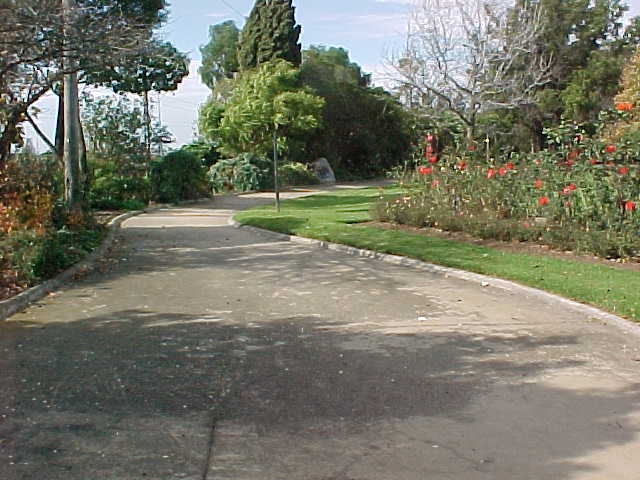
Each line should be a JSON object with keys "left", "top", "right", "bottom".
{"left": 618, "top": 166, "right": 629, "bottom": 175}
{"left": 417, "top": 166, "right": 432, "bottom": 175}
{"left": 506, "top": 162, "right": 515, "bottom": 170}
{"left": 498, "top": 167, "right": 507, "bottom": 176}
{"left": 428, "top": 156, "right": 439, "bottom": 164}
{"left": 616, "top": 102, "right": 634, "bottom": 112}
{"left": 605, "top": 144, "right": 617, "bottom": 154}
{"left": 538, "top": 196, "right": 549, "bottom": 206}
{"left": 487, "top": 168, "right": 496, "bottom": 179}
{"left": 431, "top": 179, "right": 440, "bottom": 187}
{"left": 534, "top": 179, "right": 543, "bottom": 189}
{"left": 568, "top": 183, "right": 577, "bottom": 191}
{"left": 625, "top": 200, "right": 636, "bottom": 212}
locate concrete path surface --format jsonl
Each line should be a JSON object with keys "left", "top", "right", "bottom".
{"left": 1, "top": 188, "right": 640, "bottom": 479}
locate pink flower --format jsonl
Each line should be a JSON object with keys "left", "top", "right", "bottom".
{"left": 618, "top": 166, "right": 629, "bottom": 175}
{"left": 487, "top": 168, "right": 496, "bottom": 179}
{"left": 498, "top": 167, "right": 507, "bottom": 176}
{"left": 417, "top": 166, "right": 432, "bottom": 175}
{"left": 534, "top": 179, "right": 543, "bottom": 189}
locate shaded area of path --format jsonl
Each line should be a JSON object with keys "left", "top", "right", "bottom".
{"left": 1, "top": 189, "right": 640, "bottom": 479}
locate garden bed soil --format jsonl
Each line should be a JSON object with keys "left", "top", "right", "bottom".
{"left": 366, "top": 221, "right": 640, "bottom": 273}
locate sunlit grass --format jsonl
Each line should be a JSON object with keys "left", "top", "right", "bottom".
{"left": 235, "top": 187, "right": 640, "bottom": 321}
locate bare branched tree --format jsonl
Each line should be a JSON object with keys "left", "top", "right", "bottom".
{"left": 393, "top": 0, "right": 553, "bottom": 141}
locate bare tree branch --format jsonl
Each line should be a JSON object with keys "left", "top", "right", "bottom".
{"left": 391, "top": 0, "right": 554, "bottom": 140}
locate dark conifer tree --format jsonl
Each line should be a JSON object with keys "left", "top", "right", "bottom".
{"left": 238, "top": 0, "right": 301, "bottom": 71}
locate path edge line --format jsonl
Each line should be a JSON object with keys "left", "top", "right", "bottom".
{"left": 229, "top": 217, "right": 640, "bottom": 338}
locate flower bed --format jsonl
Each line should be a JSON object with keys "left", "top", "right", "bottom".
{"left": 377, "top": 127, "right": 640, "bottom": 259}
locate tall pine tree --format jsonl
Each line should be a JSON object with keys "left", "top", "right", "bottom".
{"left": 238, "top": 0, "right": 302, "bottom": 71}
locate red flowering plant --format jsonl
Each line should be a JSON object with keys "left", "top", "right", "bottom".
{"left": 383, "top": 113, "right": 640, "bottom": 258}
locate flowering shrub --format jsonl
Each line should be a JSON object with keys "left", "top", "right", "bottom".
{"left": 377, "top": 122, "right": 640, "bottom": 258}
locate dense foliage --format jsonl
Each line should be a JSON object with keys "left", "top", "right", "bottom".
{"left": 150, "top": 150, "right": 208, "bottom": 203}
{"left": 199, "top": 20, "right": 241, "bottom": 89}
{"left": 301, "top": 46, "right": 412, "bottom": 177}
{"left": 238, "top": 0, "right": 302, "bottom": 71}
{"left": 200, "top": 60, "right": 324, "bottom": 159}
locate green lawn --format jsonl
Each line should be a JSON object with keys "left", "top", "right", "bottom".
{"left": 235, "top": 187, "right": 640, "bottom": 321}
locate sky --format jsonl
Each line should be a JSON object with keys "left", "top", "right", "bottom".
{"left": 24, "top": 0, "right": 640, "bottom": 152}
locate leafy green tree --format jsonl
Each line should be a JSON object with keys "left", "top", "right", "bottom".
{"left": 199, "top": 20, "right": 240, "bottom": 89}
{"left": 84, "top": 40, "right": 189, "bottom": 161}
{"left": 237, "top": 0, "right": 302, "bottom": 71}
{"left": 301, "top": 46, "right": 411, "bottom": 177}
{"left": 200, "top": 60, "right": 323, "bottom": 158}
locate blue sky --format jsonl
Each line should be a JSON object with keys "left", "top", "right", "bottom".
{"left": 162, "top": 0, "right": 412, "bottom": 67}
{"left": 25, "top": 0, "right": 640, "bottom": 152}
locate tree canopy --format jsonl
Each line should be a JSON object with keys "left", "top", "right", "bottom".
{"left": 199, "top": 20, "right": 240, "bottom": 89}
{"left": 200, "top": 60, "right": 323, "bottom": 158}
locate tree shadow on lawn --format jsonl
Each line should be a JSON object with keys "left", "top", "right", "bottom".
{"left": 0, "top": 309, "right": 639, "bottom": 479}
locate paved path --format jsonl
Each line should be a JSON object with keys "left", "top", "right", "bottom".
{"left": 1, "top": 189, "right": 640, "bottom": 479}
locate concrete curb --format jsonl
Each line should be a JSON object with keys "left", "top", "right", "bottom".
{"left": 229, "top": 217, "right": 640, "bottom": 338}
{"left": 0, "top": 210, "right": 143, "bottom": 321}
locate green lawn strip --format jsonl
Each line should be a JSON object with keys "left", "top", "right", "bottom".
{"left": 235, "top": 188, "right": 640, "bottom": 321}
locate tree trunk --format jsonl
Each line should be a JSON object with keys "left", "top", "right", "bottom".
{"left": 0, "top": 111, "right": 20, "bottom": 167}
{"left": 55, "top": 92, "right": 65, "bottom": 167}
{"left": 143, "top": 89, "right": 152, "bottom": 168}
{"left": 466, "top": 124, "right": 475, "bottom": 144}
{"left": 63, "top": 71, "right": 82, "bottom": 210}
{"left": 62, "top": 0, "right": 83, "bottom": 212}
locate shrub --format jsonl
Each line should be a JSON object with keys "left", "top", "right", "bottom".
{"left": 151, "top": 150, "right": 208, "bottom": 203}
{"left": 1, "top": 226, "right": 106, "bottom": 285}
{"left": 278, "top": 162, "right": 319, "bottom": 186}
{"left": 90, "top": 166, "right": 150, "bottom": 210}
{"left": 208, "top": 153, "right": 273, "bottom": 193}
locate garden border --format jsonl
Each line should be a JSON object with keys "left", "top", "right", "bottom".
{"left": 230, "top": 217, "right": 640, "bottom": 338}
{"left": 0, "top": 210, "right": 144, "bottom": 321}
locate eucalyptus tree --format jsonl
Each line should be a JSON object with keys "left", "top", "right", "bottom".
{"left": 199, "top": 20, "right": 240, "bottom": 89}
